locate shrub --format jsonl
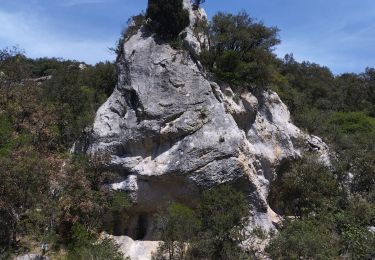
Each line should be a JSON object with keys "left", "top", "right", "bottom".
{"left": 329, "top": 111, "right": 375, "bottom": 135}
{"left": 0, "top": 114, "right": 12, "bottom": 156}
{"left": 67, "top": 224, "right": 125, "bottom": 260}
{"left": 268, "top": 155, "right": 339, "bottom": 218}
{"left": 123, "top": 13, "right": 146, "bottom": 41}
{"left": 339, "top": 224, "right": 375, "bottom": 259}
{"left": 153, "top": 203, "right": 200, "bottom": 260}
{"left": 190, "top": 185, "right": 250, "bottom": 259}
{"left": 267, "top": 219, "right": 338, "bottom": 259}
{"left": 206, "top": 11, "right": 280, "bottom": 87}
{"left": 146, "top": 0, "right": 190, "bottom": 38}
{"left": 153, "top": 186, "right": 251, "bottom": 259}
{"left": 103, "top": 191, "right": 132, "bottom": 235}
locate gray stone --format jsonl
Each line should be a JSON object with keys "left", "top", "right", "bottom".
{"left": 15, "top": 254, "right": 49, "bottom": 260}
{"left": 108, "top": 235, "right": 160, "bottom": 260}
{"left": 368, "top": 226, "right": 375, "bottom": 233}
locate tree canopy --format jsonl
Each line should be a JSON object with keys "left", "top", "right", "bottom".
{"left": 146, "top": 0, "right": 190, "bottom": 38}
{"left": 202, "top": 11, "right": 280, "bottom": 87}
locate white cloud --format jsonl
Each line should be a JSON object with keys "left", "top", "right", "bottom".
{"left": 0, "top": 9, "right": 115, "bottom": 64}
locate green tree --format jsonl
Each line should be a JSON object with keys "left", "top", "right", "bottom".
{"left": 146, "top": 0, "right": 190, "bottom": 38}
{"left": 56, "top": 156, "right": 108, "bottom": 242}
{"left": 103, "top": 191, "right": 132, "bottom": 235}
{"left": 80, "top": 61, "right": 117, "bottom": 98}
{"left": 42, "top": 64, "right": 102, "bottom": 148}
{"left": 269, "top": 155, "right": 339, "bottom": 218}
{"left": 0, "top": 146, "right": 51, "bottom": 250}
{"left": 190, "top": 185, "right": 250, "bottom": 259}
{"left": 207, "top": 11, "right": 280, "bottom": 87}
{"left": 153, "top": 203, "right": 200, "bottom": 260}
{"left": 0, "top": 46, "right": 31, "bottom": 83}
{"left": 267, "top": 219, "right": 338, "bottom": 260}
{"left": 67, "top": 223, "right": 125, "bottom": 260}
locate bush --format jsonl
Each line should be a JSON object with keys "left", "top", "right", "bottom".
{"left": 67, "top": 224, "right": 125, "bottom": 260}
{"left": 339, "top": 224, "right": 375, "bottom": 259}
{"left": 269, "top": 155, "right": 339, "bottom": 218}
{"left": 0, "top": 114, "right": 12, "bottom": 156}
{"left": 267, "top": 219, "right": 338, "bottom": 259}
{"left": 103, "top": 191, "right": 132, "bottom": 235}
{"left": 189, "top": 185, "right": 250, "bottom": 259}
{"left": 0, "top": 46, "right": 31, "bottom": 82}
{"left": 153, "top": 185, "right": 251, "bottom": 259}
{"left": 146, "top": 0, "right": 190, "bottom": 38}
{"left": 329, "top": 111, "right": 375, "bottom": 135}
{"left": 153, "top": 203, "right": 200, "bottom": 260}
{"left": 206, "top": 11, "right": 280, "bottom": 87}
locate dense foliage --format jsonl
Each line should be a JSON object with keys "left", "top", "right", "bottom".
{"left": 146, "top": 0, "right": 190, "bottom": 38}
{"left": 201, "top": 11, "right": 280, "bottom": 87}
{"left": 0, "top": 48, "right": 126, "bottom": 258}
{"left": 66, "top": 224, "right": 126, "bottom": 260}
{"left": 266, "top": 57, "right": 375, "bottom": 259}
{"left": 269, "top": 155, "right": 340, "bottom": 219}
{"left": 153, "top": 185, "right": 251, "bottom": 260}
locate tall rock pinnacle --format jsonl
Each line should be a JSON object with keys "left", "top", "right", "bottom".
{"left": 73, "top": 0, "right": 329, "bottom": 242}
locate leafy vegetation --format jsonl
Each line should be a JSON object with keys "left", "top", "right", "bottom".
{"left": 146, "top": 0, "right": 190, "bottom": 38}
{"left": 268, "top": 219, "right": 339, "bottom": 260}
{"left": 153, "top": 203, "right": 201, "bottom": 260}
{"left": 202, "top": 11, "right": 281, "bottom": 87}
{"left": 269, "top": 155, "right": 340, "bottom": 219}
{"left": 266, "top": 56, "right": 375, "bottom": 259}
{"left": 153, "top": 185, "right": 252, "bottom": 260}
{"left": 66, "top": 224, "right": 126, "bottom": 260}
{"left": 0, "top": 47, "right": 125, "bottom": 258}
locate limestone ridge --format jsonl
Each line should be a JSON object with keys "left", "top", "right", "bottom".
{"left": 74, "top": 0, "right": 329, "bottom": 238}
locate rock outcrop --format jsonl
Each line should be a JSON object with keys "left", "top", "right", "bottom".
{"left": 74, "top": 0, "right": 328, "bottom": 244}
{"left": 106, "top": 235, "right": 160, "bottom": 260}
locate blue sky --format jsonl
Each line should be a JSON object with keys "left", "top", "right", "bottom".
{"left": 0, "top": 0, "right": 374, "bottom": 74}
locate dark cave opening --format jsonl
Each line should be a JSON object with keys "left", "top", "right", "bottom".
{"left": 135, "top": 214, "right": 148, "bottom": 240}
{"left": 107, "top": 210, "right": 149, "bottom": 240}
{"left": 129, "top": 89, "right": 140, "bottom": 110}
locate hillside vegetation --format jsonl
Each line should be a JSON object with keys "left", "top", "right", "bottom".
{"left": 0, "top": 1, "right": 374, "bottom": 259}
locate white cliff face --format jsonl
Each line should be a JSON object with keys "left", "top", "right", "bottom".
{"left": 74, "top": 1, "right": 329, "bottom": 244}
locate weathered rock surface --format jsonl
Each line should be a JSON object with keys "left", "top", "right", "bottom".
{"left": 74, "top": 0, "right": 329, "bottom": 245}
{"left": 15, "top": 254, "right": 49, "bottom": 260}
{"left": 108, "top": 235, "right": 160, "bottom": 260}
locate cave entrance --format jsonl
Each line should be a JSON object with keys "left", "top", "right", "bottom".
{"left": 109, "top": 212, "right": 150, "bottom": 240}
{"left": 134, "top": 214, "right": 148, "bottom": 240}
{"left": 118, "top": 212, "right": 151, "bottom": 240}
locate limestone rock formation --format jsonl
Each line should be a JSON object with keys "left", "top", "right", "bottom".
{"left": 106, "top": 235, "right": 160, "bottom": 260}
{"left": 74, "top": 0, "right": 328, "bottom": 243}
